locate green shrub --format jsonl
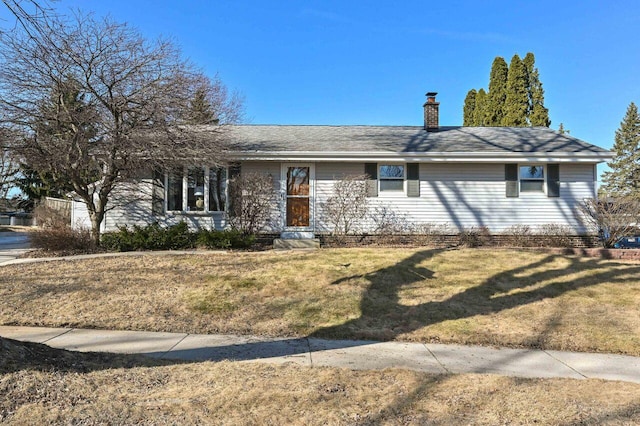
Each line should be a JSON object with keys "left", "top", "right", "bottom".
{"left": 100, "top": 222, "right": 196, "bottom": 251}
{"left": 100, "top": 223, "right": 254, "bottom": 251}
{"left": 100, "top": 227, "right": 137, "bottom": 252}
{"left": 196, "top": 229, "right": 255, "bottom": 249}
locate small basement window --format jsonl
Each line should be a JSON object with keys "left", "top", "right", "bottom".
{"left": 379, "top": 164, "right": 405, "bottom": 192}
{"left": 520, "top": 165, "right": 544, "bottom": 192}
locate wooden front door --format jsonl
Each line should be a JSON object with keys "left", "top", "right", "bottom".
{"left": 284, "top": 164, "right": 313, "bottom": 228}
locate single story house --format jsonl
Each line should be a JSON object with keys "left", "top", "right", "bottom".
{"left": 72, "top": 93, "right": 613, "bottom": 238}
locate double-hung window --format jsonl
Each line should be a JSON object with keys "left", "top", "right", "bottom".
{"left": 506, "top": 164, "right": 559, "bottom": 198}
{"left": 365, "top": 163, "right": 419, "bottom": 197}
{"left": 166, "top": 166, "right": 227, "bottom": 212}
{"left": 519, "top": 165, "right": 544, "bottom": 192}
{"left": 379, "top": 164, "right": 405, "bottom": 192}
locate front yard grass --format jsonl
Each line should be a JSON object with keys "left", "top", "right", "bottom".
{"left": 3, "top": 355, "right": 640, "bottom": 424}
{"left": 1, "top": 248, "right": 640, "bottom": 355}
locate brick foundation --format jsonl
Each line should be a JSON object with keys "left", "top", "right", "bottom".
{"left": 253, "top": 233, "right": 640, "bottom": 260}
{"left": 546, "top": 247, "right": 640, "bottom": 260}
{"left": 316, "top": 234, "right": 601, "bottom": 249}
{"left": 255, "top": 233, "right": 603, "bottom": 249}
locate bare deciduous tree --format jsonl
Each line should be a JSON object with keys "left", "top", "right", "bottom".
{"left": 228, "top": 172, "right": 276, "bottom": 235}
{"left": 0, "top": 146, "right": 19, "bottom": 199}
{"left": 322, "top": 175, "right": 369, "bottom": 237}
{"left": 0, "top": 12, "right": 243, "bottom": 242}
{"left": 576, "top": 197, "right": 640, "bottom": 247}
{"left": 1, "top": 0, "right": 52, "bottom": 35}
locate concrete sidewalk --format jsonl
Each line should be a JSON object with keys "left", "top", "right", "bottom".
{"left": 2, "top": 325, "right": 639, "bottom": 384}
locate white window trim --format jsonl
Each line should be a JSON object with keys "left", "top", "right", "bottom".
{"left": 378, "top": 163, "right": 406, "bottom": 196}
{"left": 519, "top": 164, "right": 547, "bottom": 194}
{"left": 165, "top": 166, "right": 228, "bottom": 213}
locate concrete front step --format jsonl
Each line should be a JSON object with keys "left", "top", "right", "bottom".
{"left": 273, "top": 238, "right": 320, "bottom": 250}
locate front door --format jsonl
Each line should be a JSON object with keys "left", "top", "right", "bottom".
{"left": 282, "top": 164, "right": 314, "bottom": 231}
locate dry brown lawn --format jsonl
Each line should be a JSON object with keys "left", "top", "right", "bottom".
{"left": 1, "top": 339, "right": 639, "bottom": 425}
{"left": 2, "top": 248, "right": 640, "bottom": 355}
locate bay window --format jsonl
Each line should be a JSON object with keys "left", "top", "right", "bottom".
{"left": 166, "top": 166, "right": 227, "bottom": 212}
{"left": 167, "top": 169, "right": 183, "bottom": 211}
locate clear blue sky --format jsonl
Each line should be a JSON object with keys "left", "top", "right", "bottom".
{"left": 3, "top": 0, "right": 639, "bottom": 177}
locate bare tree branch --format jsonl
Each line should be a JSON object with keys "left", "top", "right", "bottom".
{"left": 228, "top": 172, "right": 277, "bottom": 234}
{"left": 576, "top": 197, "right": 640, "bottom": 248}
{"left": 322, "top": 175, "right": 369, "bottom": 238}
{"left": 0, "top": 11, "right": 243, "bottom": 241}
{"left": 1, "top": 0, "right": 53, "bottom": 36}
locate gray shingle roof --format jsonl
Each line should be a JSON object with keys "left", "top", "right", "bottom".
{"left": 226, "top": 125, "right": 610, "bottom": 154}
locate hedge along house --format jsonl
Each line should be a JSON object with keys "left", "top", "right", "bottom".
{"left": 72, "top": 93, "right": 613, "bottom": 240}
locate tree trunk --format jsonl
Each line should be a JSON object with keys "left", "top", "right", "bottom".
{"left": 86, "top": 202, "right": 105, "bottom": 245}
{"left": 89, "top": 214, "right": 101, "bottom": 244}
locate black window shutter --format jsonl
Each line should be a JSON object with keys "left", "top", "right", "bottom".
{"left": 364, "top": 163, "right": 378, "bottom": 197}
{"left": 407, "top": 163, "right": 420, "bottom": 197}
{"left": 505, "top": 164, "right": 519, "bottom": 198}
{"left": 151, "top": 168, "right": 165, "bottom": 215}
{"left": 547, "top": 164, "right": 560, "bottom": 197}
{"left": 227, "top": 163, "right": 241, "bottom": 215}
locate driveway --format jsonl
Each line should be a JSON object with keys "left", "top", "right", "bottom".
{"left": 0, "top": 230, "right": 32, "bottom": 264}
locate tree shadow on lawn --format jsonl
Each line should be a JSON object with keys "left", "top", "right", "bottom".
{"left": 4, "top": 248, "right": 640, "bottom": 373}
{"left": 146, "top": 247, "right": 640, "bottom": 364}
{"left": 310, "top": 247, "right": 640, "bottom": 342}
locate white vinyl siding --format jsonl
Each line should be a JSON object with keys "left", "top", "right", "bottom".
{"left": 85, "top": 161, "right": 598, "bottom": 235}
{"left": 315, "top": 162, "right": 596, "bottom": 234}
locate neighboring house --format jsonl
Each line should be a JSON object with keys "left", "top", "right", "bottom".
{"left": 72, "top": 93, "right": 613, "bottom": 237}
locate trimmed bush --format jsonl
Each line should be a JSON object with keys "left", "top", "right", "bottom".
{"left": 100, "top": 222, "right": 254, "bottom": 252}
{"left": 100, "top": 222, "right": 195, "bottom": 251}
{"left": 196, "top": 229, "right": 255, "bottom": 249}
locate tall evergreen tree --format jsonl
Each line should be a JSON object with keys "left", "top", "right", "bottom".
{"left": 462, "top": 52, "right": 550, "bottom": 127}
{"left": 28, "top": 77, "right": 99, "bottom": 191}
{"left": 473, "top": 88, "right": 487, "bottom": 126}
{"left": 557, "top": 123, "right": 569, "bottom": 134}
{"left": 502, "top": 54, "right": 529, "bottom": 126}
{"left": 601, "top": 102, "right": 640, "bottom": 197}
{"left": 186, "top": 88, "right": 218, "bottom": 125}
{"left": 486, "top": 57, "right": 508, "bottom": 126}
{"left": 523, "top": 52, "right": 550, "bottom": 126}
{"left": 463, "top": 89, "right": 477, "bottom": 126}
{"left": 16, "top": 165, "right": 73, "bottom": 201}
{"left": 523, "top": 52, "right": 535, "bottom": 122}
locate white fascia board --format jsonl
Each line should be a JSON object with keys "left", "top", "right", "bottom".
{"left": 228, "top": 151, "right": 614, "bottom": 163}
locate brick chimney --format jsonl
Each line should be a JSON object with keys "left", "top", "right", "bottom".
{"left": 423, "top": 92, "right": 439, "bottom": 131}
